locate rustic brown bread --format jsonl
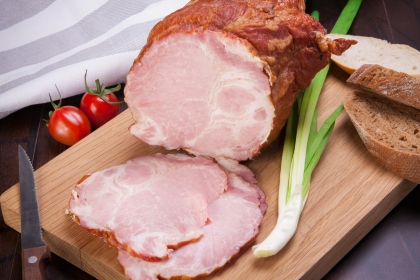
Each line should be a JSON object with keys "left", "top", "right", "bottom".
{"left": 347, "top": 64, "right": 420, "bottom": 110}
{"left": 344, "top": 91, "right": 420, "bottom": 183}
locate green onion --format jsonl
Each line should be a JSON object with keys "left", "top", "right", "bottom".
{"left": 311, "top": 10, "right": 320, "bottom": 21}
{"left": 331, "top": 0, "right": 363, "bottom": 34}
{"left": 252, "top": 0, "right": 362, "bottom": 258}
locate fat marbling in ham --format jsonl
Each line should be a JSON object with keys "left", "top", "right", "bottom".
{"left": 126, "top": 26, "right": 274, "bottom": 161}
{"left": 68, "top": 154, "right": 228, "bottom": 261}
{"left": 118, "top": 171, "right": 265, "bottom": 280}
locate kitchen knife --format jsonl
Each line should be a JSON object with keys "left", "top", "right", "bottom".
{"left": 18, "top": 145, "right": 51, "bottom": 280}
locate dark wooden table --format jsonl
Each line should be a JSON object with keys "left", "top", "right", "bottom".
{"left": 1, "top": 0, "right": 419, "bottom": 279}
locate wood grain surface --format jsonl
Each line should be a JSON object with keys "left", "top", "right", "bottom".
{"left": 1, "top": 0, "right": 419, "bottom": 279}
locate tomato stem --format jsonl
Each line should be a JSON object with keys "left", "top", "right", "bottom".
{"left": 84, "top": 70, "right": 123, "bottom": 105}
{"left": 48, "top": 84, "right": 63, "bottom": 110}
{"left": 45, "top": 85, "right": 64, "bottom": 126}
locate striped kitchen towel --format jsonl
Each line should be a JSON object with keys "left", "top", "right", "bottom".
{"left": 0, "top": 0, "right": 189, "bottom": 119}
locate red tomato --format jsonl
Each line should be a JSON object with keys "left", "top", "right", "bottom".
{"left": 80, "top": 70, "right": 122, "bottom": 129}
{"left": 80, "top": 92, "right": 120, "bottom": 129}
{"left": 48, "top": 106, "right": 91, "bottom": 146}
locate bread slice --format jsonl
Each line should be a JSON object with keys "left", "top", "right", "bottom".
{"left": 347, "top": 64, "right": 420, "bottom": 110}
{"left": 326, "top": 34, "right": 420, "bottom": 78}
{"left": 344, "top": 91, "right": 420, "bottom": 183}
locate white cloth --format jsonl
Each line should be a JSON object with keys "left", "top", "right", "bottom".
{"left": 0, "top": 0, "right": 189, "bottom": 119}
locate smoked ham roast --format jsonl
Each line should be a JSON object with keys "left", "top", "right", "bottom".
{"left": 124, "top": 0, "right": 356, "bottom": 160}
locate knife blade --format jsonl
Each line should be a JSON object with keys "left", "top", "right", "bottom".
{"left": 18, "top": 145, "right": 51, "bottom": 280}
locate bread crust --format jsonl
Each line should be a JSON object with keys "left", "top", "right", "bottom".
{"left": 344, "top": 91, "right": 420, "bottom": 183}
{"left": 347, "top": 64, "right": 420, "bottom": 110}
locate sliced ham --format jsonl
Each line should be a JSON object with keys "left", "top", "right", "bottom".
{"left": 216, "top": 156, "right": 267, "bottom": 214}
{"left": 68, "top": 154, "right": 228, "bottom": 261}
{"left": 118, "top": 171, "right": 265, "bottom": 280}
{"left": 124, "top": 0, "right": 356, "bottom": 160}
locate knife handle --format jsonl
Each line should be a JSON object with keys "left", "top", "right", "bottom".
{"left": 22, "top": 245, "right": 51, "bottom": 280}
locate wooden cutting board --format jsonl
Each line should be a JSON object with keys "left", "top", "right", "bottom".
{"left": 1, "top": 64, "right": 416, "bottom": 280}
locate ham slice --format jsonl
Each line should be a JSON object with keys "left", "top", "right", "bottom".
{"left": 124, "top": 0, "right": 356, "bottom": 161}
{"left": 118, "top": 171, "right": 265, "bottom": 280}
{"left": 216, "top": 156, "right": 267, "bottom": 214}
{"left": 68, "top": 154, "right": 228, "bottom": 261}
